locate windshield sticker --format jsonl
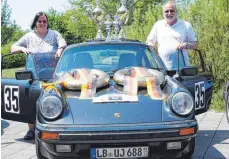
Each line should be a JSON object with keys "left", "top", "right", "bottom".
{"left": 123, "top": 76, "right": 138, "bottom": 96}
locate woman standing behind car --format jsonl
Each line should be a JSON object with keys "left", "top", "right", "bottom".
{"left": 11, "top": 11, "right": 67, "bottom": 57}
{"left": 11, "top": 11, "right": 67, "bottom": 140}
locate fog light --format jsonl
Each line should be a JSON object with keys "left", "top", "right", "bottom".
{"left": 56, "top": 145, "right": 72, "bottom": 152}
{"left": 167, "top": 142, "right": 181, "bottom": 150}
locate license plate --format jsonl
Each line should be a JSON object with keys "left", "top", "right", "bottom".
{"left": 91, "top": 147, "right": 148, "bottom": 159}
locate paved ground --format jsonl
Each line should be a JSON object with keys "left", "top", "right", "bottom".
{"left": 1, "top": 111, "right": 229, "bottom": 159}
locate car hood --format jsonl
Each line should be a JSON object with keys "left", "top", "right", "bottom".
{"left": 65, "top": 92, "right": 163, "bottom": 125}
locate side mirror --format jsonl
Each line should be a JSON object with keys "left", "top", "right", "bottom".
{"left": 15, "top": 70, "right": 34, "bottom": 81}
{"left": 179, "top": 66, "right": 198, "bottom": 77}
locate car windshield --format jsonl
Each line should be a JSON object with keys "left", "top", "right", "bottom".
{"left": 54, "top": 43, "right": 162, "bottom": 77}
{"left": 26, "top": 52, "right": 58, "bottom": 80}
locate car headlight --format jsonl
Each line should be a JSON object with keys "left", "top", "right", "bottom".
{"left": 172, "top": 92, "right": 194, "bottom": 116}
{"left": 40, "top": 96, "right": 63, "bottom": 120}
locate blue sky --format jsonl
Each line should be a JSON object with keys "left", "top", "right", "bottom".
{"left": 7, "top": 0, "right": 70, "bottom": 30}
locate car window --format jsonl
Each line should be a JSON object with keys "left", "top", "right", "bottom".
{"left": 31, "top": 52, "right": 58, "bottom": 80}
{"left": 161, "top": 50, "right": 186, "bottom": 71}
{"left": 26, "top": 54, "right": 37, "bottom": 77}
{"left": 55, "top": 43, "right": 161, "bottom": 76}
{"left": 189, "top": 50, "right": 204, "bottom": 72}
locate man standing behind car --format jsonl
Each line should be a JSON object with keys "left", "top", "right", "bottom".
{"left": 146, "top": 1, "right": 198, "bottom": 74}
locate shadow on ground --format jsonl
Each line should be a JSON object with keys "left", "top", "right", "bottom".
{"left": 194, "top": 129, "right": 229, "bottom": 159}
{"left": 1, "top": 120, "right": 10, "bottom": 136}
{"left": 15, "top": 138, "right": 35, "bottom": 144}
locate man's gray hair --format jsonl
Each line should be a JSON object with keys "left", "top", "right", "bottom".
{"left": 163, "top": 0, "right": 177, "bottom": 10}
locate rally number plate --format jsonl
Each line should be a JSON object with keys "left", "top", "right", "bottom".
{"left": 91, "top": 147, "right": 149, "bottom": 159}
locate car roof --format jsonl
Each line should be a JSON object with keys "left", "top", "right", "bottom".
{"left": 65, "top": 40, "right": 146, "bottom": 50}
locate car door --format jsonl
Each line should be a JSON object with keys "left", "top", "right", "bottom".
{"left": 1, "top": 53, "right": 42, "bottom": 123}
{"left": 177, "top": 50, "right": 213, "bottom": 115}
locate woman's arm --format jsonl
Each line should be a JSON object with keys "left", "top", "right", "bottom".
{"left": 11, "top": 45, "right": 31, "bottom": 54}
{"left": 55, "top": 47, "right": 65, "bottom": 57}
{"left": 11, "top": 33, "right": 31, "bottom": 54}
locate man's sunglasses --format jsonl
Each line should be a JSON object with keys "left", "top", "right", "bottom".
{"left": 164, "top": 10, "right": 175, "bottom": 13}
{"left": 37, "top": 20, "right": 47, "bottom": 23}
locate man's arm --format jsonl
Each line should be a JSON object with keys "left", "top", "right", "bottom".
{"left": 183, "top": 21, "right": 198, "bottom": 50}
{"left": 177, "top": 41, "right": 198, "bottom": 50}
{"left": 146, "top": 40, "right": 157, "bottom": 49}
{"left": 186, "top": 41, "right": 198, "bottom": 50}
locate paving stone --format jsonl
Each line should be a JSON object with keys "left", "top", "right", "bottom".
{"left": 205, "top": 112, "right": 224, "bottom": 116}
{"left": 205, "top": 147, "right": 229, "bottom": 159}
{"left": 198, "top": 124, "right": 218, "bottom": 131}
{"left": 17, "top": 149, "right": 36, "bottom": 156}
{"left": 1, "top": 129, "right": 27, "bottom": 140}
{"left": 24, "top": 145, "right": 36, "bottom": 150}
{"left": 1, "top": 140, "right": 16, "bottom": 148}
{"left": 3, "top": 142, "right": 32, "bottom": 149}
{"left": 199, "top": 121, "right": 222, "bottom": 125}
{"left": 1, "top": 112, "right": 229, "bottom": 159}
{"left": 211, "top": 137, "right": 229, "bottom": 145}
{"left": 191, "top": 157, "right": 203, "bottom": 159}
{"left": 204, "top": 136, "right": 229, "bottom": 159}
{"left": 221, "top": 115, "right": 228, "bottom": 123}
{"left": 215, "top": 133, "right": 229, "bottom": 138}
{"left": 204, "top": 158, "right": 226, "bottom": 159}
{"left": 193, "top": 149, "right": 206, "bottom": 158}
{"left": 3, "top": 154, "right": 37, "bottom": 159}
{"left": 1, "top": 148, "right": 21, "bottom": 156}
{"left": 195, "top": 136, "right": 212, "bottom": 150}
{"left": 197, "top": 130, "right": 215, "bottom": 137}
{"left": 196, "top": 113, "right": 207, "bottom": 122}
{"left": 193, "top": 136, "right": 212, "bottom": 158}
{"left": 217, "top": 124, "right": 229, "bottom": 131}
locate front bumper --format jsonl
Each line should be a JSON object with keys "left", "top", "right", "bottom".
{"left": 36, "top": 120, "right": 198, "bottom": 159}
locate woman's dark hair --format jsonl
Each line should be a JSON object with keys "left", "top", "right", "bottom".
{"left": 31, "top": 12, "right": 49, "bottom": 30}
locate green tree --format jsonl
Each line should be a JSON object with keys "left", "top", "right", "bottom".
{"left": 1, "top": 0, "right": 20, "bottom": 45}
{"left": 180, "top": 0, "right": 229, "bottom": 88}
{"left": 127, "top": 0, "right": 229, "bottom": 89}
{"left": 46, "top": 7, "right": 95, "bottom": 44}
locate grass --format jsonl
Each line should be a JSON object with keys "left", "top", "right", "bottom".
{"left": 2, "top": 67, "right": 24, "bottom": 78}
{"left": 210, "top": 88, "right": 226, "bottom": 112}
